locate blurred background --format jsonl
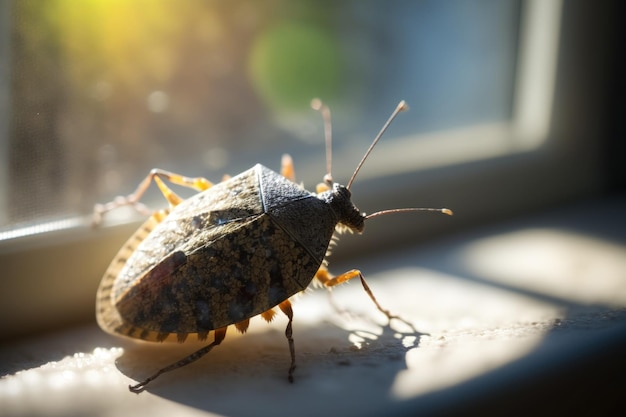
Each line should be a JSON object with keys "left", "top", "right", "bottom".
{"left": 1, "top": 0, "right": 520, "bottom": 227}
{"left": 0, "top": 0, "right": 623, "bottom": 339}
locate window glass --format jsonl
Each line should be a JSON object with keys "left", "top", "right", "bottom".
{"left": 0, "top": 0, "right": 521, "bottom": 229}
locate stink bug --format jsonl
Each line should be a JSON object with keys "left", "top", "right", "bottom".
{"left": 94, "top": 99, "right": 452, "bottom": 393}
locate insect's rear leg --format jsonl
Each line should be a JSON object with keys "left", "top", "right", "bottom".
{"left": 129, "top": 327, "right": 228, "bottom": 393}
{"left": 315, "top": 266, "right": 405, "bottom": 324}
{"left": 93, "top": 169, "right": 213, "bottom": 225}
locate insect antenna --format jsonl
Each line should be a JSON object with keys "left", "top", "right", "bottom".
{"left": 347, "top": 101, "right": 409, "bottom": 190}
{"left": 312, "top": 99, "right": 452, "bottom": 220}
{"left": 311, "top": 98, "right": 334, "bottom": 185}
{"left": 343, "top": 101, "right": 452, "bottom": 220}
{"left": 366, "top": 207, "right": 454, "bottom": 220}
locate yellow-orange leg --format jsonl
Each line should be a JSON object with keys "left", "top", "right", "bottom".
{"left": 93, "top": 169, "right": 213, "bottom": 225}
{"left": 128, "top": 327, "right": 228, "bottom": 393}
{"left": 315, "top": 266, "right": 401, "bottom": 322}
{"left": 281, "top": 154, "right": 296, "bottom": 182}
{"left": 234, "top": 299, "right": 295, "bottom": 383}
{"left": 278, "top": 299, "right": 296, "bottom": 383}
{"left": 232, "top": 298, "right": 295, "bottom": 383}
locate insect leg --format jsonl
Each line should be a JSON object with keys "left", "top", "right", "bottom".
{"left": 281, "top": 154, "right": 296, "bottom": 182}
{"left": 278, "top": 299, "right": 296, "bottom": 383}
{"left": 93, "top": 169, "right": 214, "bottom": 225}
{"left": 316, "top": 267, "right": 401, "bottom": 323}
{"left": 234, "top": 318, "right": 250, "bottom": 333}
{"left": 128, "top": 327, "right": 227, "bottom": 393}
{"left": 261, "top": 308, "right": 277, "bottom": 322}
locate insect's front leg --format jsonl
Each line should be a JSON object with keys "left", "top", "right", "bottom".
{"left": 315, "top": 265, "right": 403, "bottom": 324}
{"left": 93, "top": 169, "right": 213, "bottom": 226}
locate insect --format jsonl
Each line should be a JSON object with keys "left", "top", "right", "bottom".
{"left": 94, "top": 99, "right": 452, "bottom": 393}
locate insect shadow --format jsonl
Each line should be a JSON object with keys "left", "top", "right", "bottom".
{"left": 114, "top": 304, "right": 427, "bottom": 416}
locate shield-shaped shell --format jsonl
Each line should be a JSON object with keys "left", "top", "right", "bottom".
{"left": 96, "top": 164, "right": 339, "bottom": 342}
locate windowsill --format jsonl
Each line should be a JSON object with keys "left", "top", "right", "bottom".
{"left": 2, "top": 195, "right": 625, "bottom": 416}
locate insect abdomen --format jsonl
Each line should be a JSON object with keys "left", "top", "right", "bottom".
{"left": 114, "top": 212, "right": 325, "bottom": 335}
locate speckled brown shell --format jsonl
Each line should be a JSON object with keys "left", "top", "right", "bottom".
{"left": 96, "top": 164, "right": 339, "bottom": 342}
